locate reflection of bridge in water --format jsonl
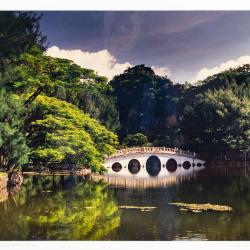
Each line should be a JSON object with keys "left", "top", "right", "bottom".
{"left": 104, "top": 147, "right": 206, "bottom": 179}
{"left": 91, "top": 172, "right": 200, "bottom": 188}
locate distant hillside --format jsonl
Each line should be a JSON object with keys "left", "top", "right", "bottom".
{"left": 178, "top": 64, "right": 250, "bottom": 155}
{"left": 109, "top": 64, "right": 250, "bottom": 156}
{"left": 185, "top": 64, "right": 250, "bottom": 98}
{"left": 109, "top": 64, "right": 184, "bottom": 146}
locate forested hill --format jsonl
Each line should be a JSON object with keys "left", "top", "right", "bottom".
{"left": 185, "top": 64, "right": 250, "bottom": 99}
{"left": 109, "top": 65, "right": 183, "bottom": 143}
{"left": 109, "top": 64, "right": 250, "bottom": 156}
{"left": 179, "top": 65, "right": 250, "bottom": 155}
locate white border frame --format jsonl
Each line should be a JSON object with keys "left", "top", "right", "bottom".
{"left": 1, "top": 0, "right": 250, "bottom": 11}
{"left": 1, "top": 1, "right": 250, "bottom": 249}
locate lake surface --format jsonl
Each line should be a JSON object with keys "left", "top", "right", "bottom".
{"left": 1, "top": 167, "right": 250, "bottom": 240}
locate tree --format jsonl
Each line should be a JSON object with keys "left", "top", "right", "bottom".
{"left": 0, "top": 88, "right": 29, "bottom": 171}
{"left": 186, "top": 64, "right": 250, "bottom": 100}
{"left": 180, "top": 89, "right": 250, "bottom": 154}
{"left": 21, "top": 95, "right": 118, "bottom": 173}
{"left": 223, "top": 96, "right": 250, "bottom": 153}
{"left": 2, "top": 47, "right": 119, "bottom": 131}
{"left": 0, "top": 11, "right": 46, "bottom": 74}
{"left": 0, "top": 11, "right": 48, "bottom": 171}
{"left": 110, "top": 64, "right": 183, "bottom": 143}
{"left": 122, "top": 133, "right": 148, "bottom": 147}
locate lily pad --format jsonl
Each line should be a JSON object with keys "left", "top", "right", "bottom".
{"left": 169, "top": 202, "right": 232, "bottom": 212}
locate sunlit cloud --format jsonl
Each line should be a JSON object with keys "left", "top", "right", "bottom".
{"left": 45, "top": 46, "right": 132, "bottom": 80}
{"left": 152, "top": 65, "right": 171, "bottom": 77}
{"left": 45, "top": 46, "right": 171, "bottom": 80}
{"left": 192, "top": 55, "right": 250, "bottom": 83}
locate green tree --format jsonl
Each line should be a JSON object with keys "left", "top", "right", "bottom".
{"left": 0, "top": 11, "right": 47, "bottom": 171}
{"left": 122, "top": 133, "right": 149, "bottom": 147}
{"left": 223, "top": 96, "right": 250, "bottom": 153}
{"left": 0, "top": 88, "right": 29, "bottom": 171}
{"left": 21, "top": 95, "right": 118, "bottom": 172}
{"left": 0, "top": 11, "right": 46, "bottom": 75}
{"left": 110, "top": 64, "right": 183, "bottom": 143}
{"left": 2, "top": 47, "right": 119, "bottom": 131}
{"left": 186, "top": 64, "right": 250, "bottom": 100}
{"left": 180, "top": 89, "right": 250, "bottom": 154}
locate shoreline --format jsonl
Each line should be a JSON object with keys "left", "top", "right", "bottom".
{"left": 22, "top": 168, "right": 91, "bottom": 177}
{"left": 0, "top": 173, "right": 8, "bottom": 190}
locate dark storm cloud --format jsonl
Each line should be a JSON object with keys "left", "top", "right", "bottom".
{"left": 39, "top": 11, "right": 105, "bottom": 50}
{"left": 39, "top": 11, "right": 250, "bottom": 82}
{"left": 103, "top": 12, "right": 143, "bottom": 52}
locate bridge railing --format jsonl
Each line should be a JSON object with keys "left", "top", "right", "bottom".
{"left": 106, "top": 147, "right": 197, "bottom": 159}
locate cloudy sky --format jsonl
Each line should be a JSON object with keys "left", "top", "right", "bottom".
{"left": 40, "top": 11, "right": 250, "bottom": 83}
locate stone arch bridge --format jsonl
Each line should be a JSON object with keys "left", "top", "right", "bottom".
{"left": 104, "top": 147, "right": 205, "bottom": 178}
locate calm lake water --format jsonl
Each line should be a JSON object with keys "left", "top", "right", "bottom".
{"left": 1, "top": 167, "right": 250, "bottom": 240}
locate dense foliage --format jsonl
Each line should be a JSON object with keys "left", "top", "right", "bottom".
{"left": 122, "top": 133, "right": 149, "bottom": 148}
{"left": 0, "top": 88, "right": 29, "bottom": 171}
{"left": 2, "top": 47, "right": 119, "bottom": 131}
{"left": 178, "top": 65, "right": 250, "bottom": 156}
{"left": 180, "top": 89, "right": 250, "bottom": 154}
{"left": 0, "top": 12, "right": 46, "bottom": 74}
{"left": 21, "top": 95, "right": 118, "bottom": 172}
{"left": 0, "top": 11, "right": 118, "bottom": 172}
{"left": 186, "top": 64, "right": 250, "bottom": 99}
{"left": 0, "top": 11, "right": 46, "bottom": 171}
{"left": 110, "top": 64, "right": 183, "bottom": 145}
{"left": 110, "top": 64, "right": 250, "bottom": 156}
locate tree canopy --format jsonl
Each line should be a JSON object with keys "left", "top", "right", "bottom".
{"left": 21, "top": 95, "right": 118, "bottom": 172}
{"left": 0, "top": 88, "right": 29, "bottom": 171}
{"left": 180, "top": 89, "right": 250, "bottom": 154}
{"left": 122, "top": 133, "right": 149, "bottom": 147}
{"left": 0, "top": 12, "right": 46, "bottom": 74}
{"left": 0, "top": 12, "right": 120, "bottom": 172}
{"left": 110, "top": 64, "right": 250, "bottom": 157}
{"left": 110, "top": 64, "right": 183, "bottom": 143}
{"left": 2, "top": 47, "right": 119, "bottom": 131}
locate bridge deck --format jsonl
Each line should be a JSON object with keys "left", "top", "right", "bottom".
{"left": 106, "top": 147, "right": 197, "bottom": 159}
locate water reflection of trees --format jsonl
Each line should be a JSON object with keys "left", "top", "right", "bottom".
{"left": 174, "top": 169, "right": 250, "bottom": 210}
{"left": 173, "top": 212, "right": 250, "bottom": 240}
{"left": 172, "top": 169, "right": 250, "bottom": 240}
{"left": 0, "top": 176, "right": 120, "bottom": 240}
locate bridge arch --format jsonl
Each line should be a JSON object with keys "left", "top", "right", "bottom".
{"left": 146, "top": 155, "right": 161, "bottom": 176}
{"left": 183, "top": 161, "right": 191, "bottom": 170}
{"left": 128, "top": 159, "right": 141, "bottom": 174}
{"left": 166, "top": 158, "right": 177, "bottom": 172}
{"left": 111, "top": 162, "right": 122, "bottom": 172}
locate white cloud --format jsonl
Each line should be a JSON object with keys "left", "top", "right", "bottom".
{"left": 152, "top": 65, "right": 171, "bottom": 77}
{"left": 45, "top": 46, "right": 171, "bottom": 80}
{"left": 192, "top": 55, "right": 250, "bottom": 83}
{"left": 45, "top": 46, "right": 132, "bottom": 80}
